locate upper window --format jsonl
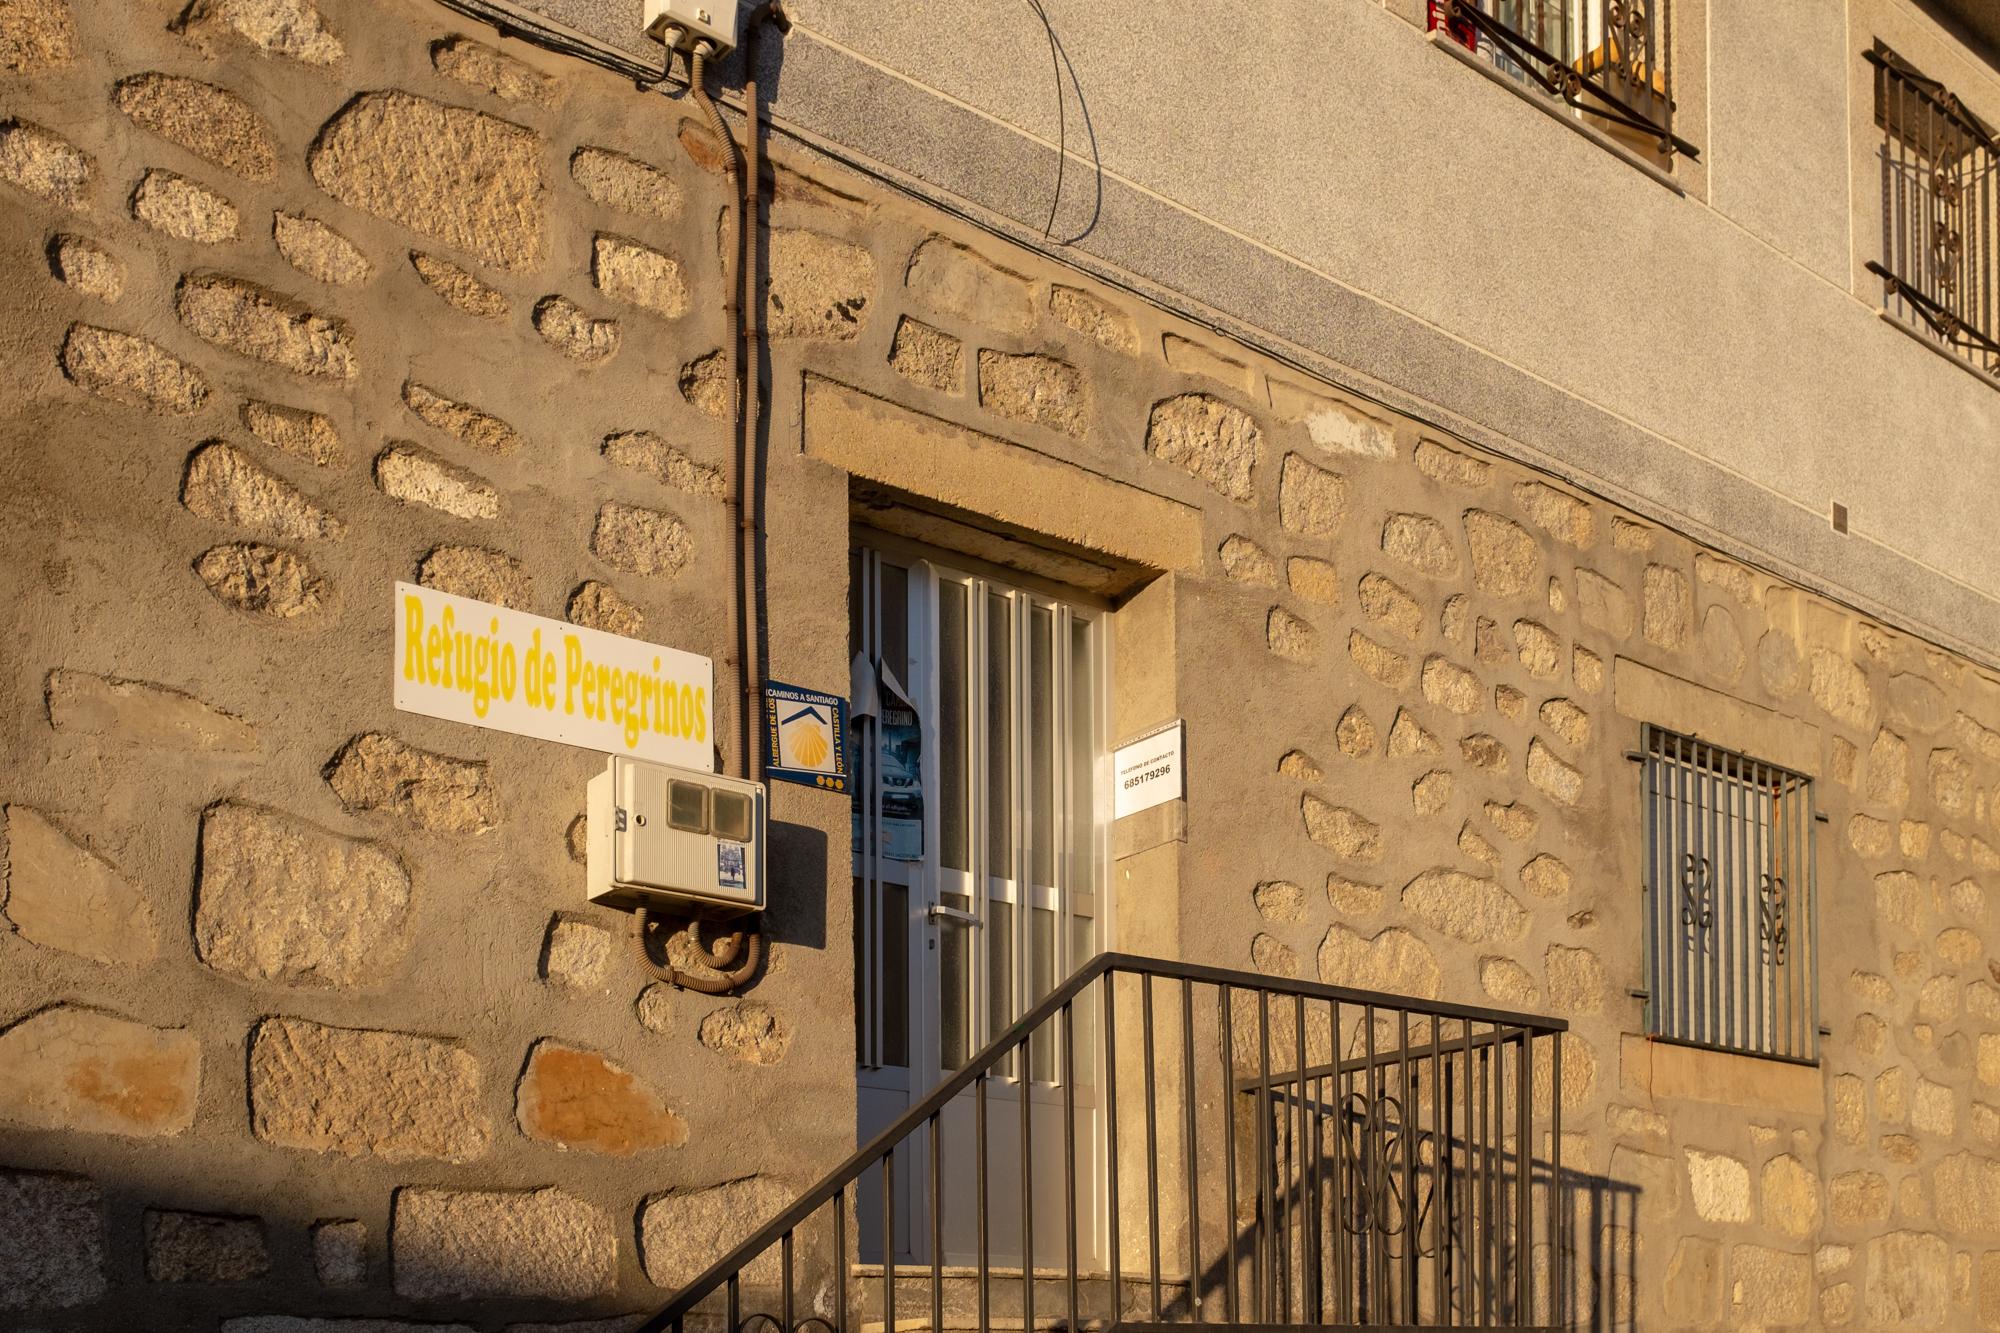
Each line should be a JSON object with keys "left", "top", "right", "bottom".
{"left": 1867, "top": 42, "right": 2000, "bottom": 384}
{"left": 1426, "top": 0, "right": 1697, "bottom": 166}
{"left": 1641, "top": 726, "right": 1819, "bottom": 1063}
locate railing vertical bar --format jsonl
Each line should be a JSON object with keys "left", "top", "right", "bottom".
{"left": 1062, "top": 1002, "right": 1079, "bottom": 1333}
{"left": 1219, "top": 985, "right": 1240, "bottom": 1325}
{"left": 1756, "top": 760, "right": 1772, "bottom": 1057}
{"left": 1464, "top": 1016, "right": 1480, "bottom": 1320}
{"left": 1294, "top": 993, "right": 1312, "bottom": 1323}
{"left": 1479, "top": 1030, "right": 1493, "bottom": 1327}
{"left": 1277, "top": 1040, "right": 1291, "bottom": 1325}
{"left": 1642, "top": 729, "right": 1658, "bottom": 1062}
{"left": 835, "top": 1188, "right": 849, "bottom": 1333}
{"left": 728, "top": 1275, "right": 740, "bottom": 1333}
{"left": 782, "top": 1230, "right": 796, "bottom": 1333}
{"left": 1399, "top": 1007, "right": 1418, "bottom": 1323}
{"left": 1429, "top": 1012, "right": 1444, "bottom": 1327}
{"left": 1106, "top": 979, "right": 1122, "bottom": 1321}
{"left": 1809, "top": 776, "right": 1823, "bottom": 1063}
{"left": 1722, "top": 749, "right": 1739, "bottom": 1054}
{"left": 1761, "top": 759, "right": 1774, "bottom": 1053}
{"left": 1548, "top": 1030, "right": 1563, "bottom": 1330}
{"left": 977, "top": 1075, "right": 990, "bottom": 1333}
{"left": 1704, "top": 740, "right": 1721, "bottom": 1049}
{"left": 1310, "top": 1062, "right": 1326, "bottom": 1326}
{"left": 1363, "top": 1002, "right": 1381, "bottom": 1325}
{"left": 928, "top": 1112, "right": 942, "bottom": 1333}
{"left": 1792, "top": 772, "right": 1808, "bottom": 1056}
{"left": 1142, "top": 976, "right": 1162, "bottom": 1320}
{"left": 1181, "top": 979, "right": 1202, "bottom": 1322}
{"left": 1675, "top": 734, "right": 1691, "bottom": 1043}
{"left": 1662, "top": 0, "right": 1675, "bottom": 154}
{"left": 1255, "top": 990, "right": 1273, "bottom": 1324}
{"left": 1514, "top": 1031, "right": 1531, "bottom": 1324}
{"left": 1021, "top": 1041, "right": 1034, "bottom": 1333}
{"left": 1330, "top": 997, "right": 1348, "bottom": 1326}
{"left": 1798, "top": 771, "right": 1811, "bottom": 1059}
{"left": 882, "top": 1152, "right": 896, "bottom": 1333}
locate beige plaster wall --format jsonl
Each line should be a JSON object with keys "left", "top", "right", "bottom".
{"left": 748, "top": 0, "right": 2000, "bottom": 655}
{"left": 3, "top": 0, "right": 2000, "bottom": 1328}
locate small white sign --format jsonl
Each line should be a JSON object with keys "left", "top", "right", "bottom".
{"left": 1113, "top": 719, "right": 1185, "bottom": 819}
{"left": 393, "top": 582, "right": 714, "bottom": 770}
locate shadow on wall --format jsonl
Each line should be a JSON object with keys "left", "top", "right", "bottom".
{"left": 0, "top": 1121, "right": 1638, "bottom": 1328}
{"left": 0, "top": 1127, "right": 674, "bottom": 1328}
{"left": 1561, "top": 1164, "right": 1639, "bottom": 1331}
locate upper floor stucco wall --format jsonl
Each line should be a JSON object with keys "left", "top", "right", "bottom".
{"left": 517, "top": 0, "right": 2000, "bottom": 666}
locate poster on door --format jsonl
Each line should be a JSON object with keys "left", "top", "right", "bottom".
{"left": 850, "top": 653, "right": 924, "bottom": 862}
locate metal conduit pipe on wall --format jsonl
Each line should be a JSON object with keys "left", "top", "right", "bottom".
{"left": 627, "top": 8, "right": 789, "bottom": 995}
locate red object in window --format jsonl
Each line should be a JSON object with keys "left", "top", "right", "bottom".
{"left": 1427, "top": 1, "right": 1478, "bottom": 53}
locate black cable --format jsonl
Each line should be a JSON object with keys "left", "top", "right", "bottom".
{"left": 1023, "top": 0, "right": 1064, "bottom": 239}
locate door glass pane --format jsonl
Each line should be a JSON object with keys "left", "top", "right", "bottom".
{"left": 1030, "top": 605, "right": 1055, "bottom": 888}
{"left": 940, "top": 890, "right": 971, "bottom": 1070}
{"left": 939, "top": 581, "right": 969, "bottom": 873}
{"left": 1069, "top": 914, "right": 1097, "bottom": 1084}
{"left": 852, "top": 876, "right": 868, "bottom": 1064}
{"left": 1068, "top": 619, "right": 1095, "bottom": 897}
{"left": 879, "top": 562, "right": 909, "bottom": 687}
{"left": 988, "top": 897, "right": 1014, "bottom": 1078}
{"left": 986, "top": 591, "right": 1013, "bottom": 879}
{"left": 881, "top": 881, "right": 908, "bottom": 1068}
{"left": 1029, "top": 905, "right": 1056, "bottom": 1082}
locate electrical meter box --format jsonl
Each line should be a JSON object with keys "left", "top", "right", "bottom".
{"left": 642, "top": 0, "right": 740, "bottom": 55}
{"left": 587, "top": 756, "right": 766, "bottom": 917}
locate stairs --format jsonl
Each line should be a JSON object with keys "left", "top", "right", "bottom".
{"left": 640, "top": 954, "right": 1569, "bottom": 1332}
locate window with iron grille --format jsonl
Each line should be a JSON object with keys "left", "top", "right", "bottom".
{"left": 1641, "top": 726, "right": 1819, "bottom": 1063}
{"left": 1426, "top": 0, "right": 1698, "bottom": 164}
{"left": 1867, "top": 42, "right": 2000, "bottom": 383}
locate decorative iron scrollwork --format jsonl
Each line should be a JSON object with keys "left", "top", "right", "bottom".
{"left": 1759, "top": 872, "right": 1789, "bottom": 965}
{"left": 1680, "top": 853, "right": 1713, "bottom": 951}
{"left": 1333, "top": 1091, "right": 1437, "bottom": 1257}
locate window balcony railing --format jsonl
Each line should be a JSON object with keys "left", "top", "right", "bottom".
{"left": 1429, "top": 0, "right": 1697, "bottom": 162}
{"left": 1868, "top": 43, "right": 2000, "bottom": 383}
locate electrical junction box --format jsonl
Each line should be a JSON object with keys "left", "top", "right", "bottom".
{"left": 588, "top": 756, "right": 766, "bottom": 917}
{"left": 643, "top": 0, "right": 739, "bottom": 55}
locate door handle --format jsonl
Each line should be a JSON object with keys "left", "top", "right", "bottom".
{"left": 927, "top": 904, "right": 982, "bottom": 927}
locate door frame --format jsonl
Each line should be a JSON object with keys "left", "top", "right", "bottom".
{"left": 852, "top": 529, "right": 1115, "bottom": 1268}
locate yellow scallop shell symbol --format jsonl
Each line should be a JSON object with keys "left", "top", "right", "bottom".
{"left": 792, "top": 725, "right": 829, "bottom": 768}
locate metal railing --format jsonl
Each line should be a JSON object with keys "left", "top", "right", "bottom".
{"left": 1432, "top": 0, "right": 1696, "bottom": 160}
{"left": 1868, "top": 43, "right": 2000, "bottom": 381}
{"left": 1641, "top": 726, "right": 1820, "bottom": 1064}
{"left": 641, "top": 953, "right": 1569, "bottom": 1332}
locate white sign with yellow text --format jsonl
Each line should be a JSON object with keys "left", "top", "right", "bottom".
{"left": 393, "top": 582, "right": 713, "bottom": 771}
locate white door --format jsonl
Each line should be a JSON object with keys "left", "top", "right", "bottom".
{"left": 852, "top": 542, "right": 1107, "bottom": 1270}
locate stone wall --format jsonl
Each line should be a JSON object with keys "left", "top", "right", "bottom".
{"left": 4, "top": 0, "right": 2000, "bottom": 1328}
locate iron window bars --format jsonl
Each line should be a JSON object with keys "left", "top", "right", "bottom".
{"left": 1641, "top": 726, "right": 1820, "bottom": 1064}
{"left": 1432, "top": 0, "right": 1697, "bottom": 161}
{"left": 1868, "top": 42, "right": 2000, "bottom": 382}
